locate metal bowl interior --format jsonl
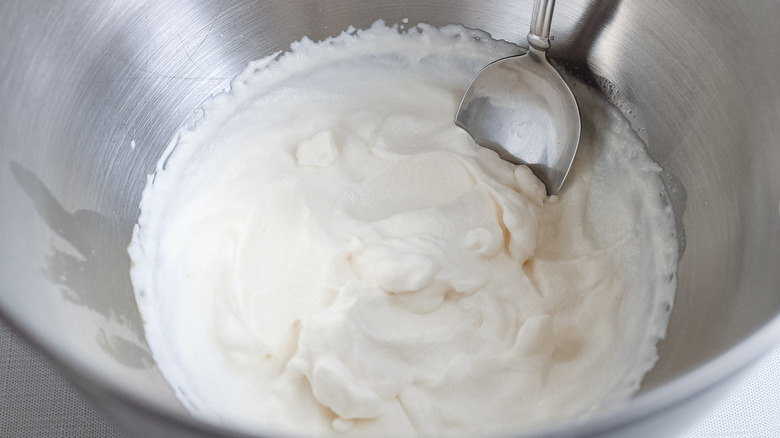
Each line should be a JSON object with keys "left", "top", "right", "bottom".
{"left": 1, "top": 1, "right": 780, "bottom": 437}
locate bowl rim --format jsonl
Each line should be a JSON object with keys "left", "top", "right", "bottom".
{"left": 2, "top": 302, "right": 780, "bottom": 438}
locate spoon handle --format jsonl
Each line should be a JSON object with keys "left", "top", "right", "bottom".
{"left": 527, "top": 0, "right": 555, "bottom": 51}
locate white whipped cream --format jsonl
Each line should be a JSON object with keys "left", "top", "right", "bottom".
{"left": 129, "top": 21, "right": 678, "bottom": 437}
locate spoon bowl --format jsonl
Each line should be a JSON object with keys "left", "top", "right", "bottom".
{"left": 455, "top": 0, "right": 580, "bottom": 195}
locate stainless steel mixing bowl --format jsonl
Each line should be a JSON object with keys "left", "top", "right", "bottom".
{"left": 1, "top": 1, "right": 779, "bottom": 437}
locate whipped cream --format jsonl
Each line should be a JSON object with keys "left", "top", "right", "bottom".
{"left": 129, "top": 21, "right": 678, "bottom": 437}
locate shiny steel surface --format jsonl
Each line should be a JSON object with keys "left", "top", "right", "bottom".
{"left": 1, "top": 1, "right": 780, "bottom": 437}
{"left": 456, "top": 0, "right": 580, "bottom": 195}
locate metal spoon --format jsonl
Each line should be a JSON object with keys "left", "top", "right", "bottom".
{"left": 455, "top": 0, "right": 580, "bottom": 195}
